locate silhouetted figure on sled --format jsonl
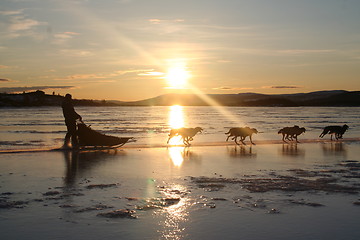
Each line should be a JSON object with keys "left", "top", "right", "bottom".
{"left": 62, "top": 93, "right": 133, "bottom": 150}
{"left": 62, "top": 94, "right": 82, "bottom": 149}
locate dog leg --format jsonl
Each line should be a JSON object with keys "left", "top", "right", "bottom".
{"left": 240, "top": 136, "right": 247, "bottom": 145}
{"left": 290, "top": 134, "right": 295, "bottom": 141}
{"left": 319, "top": 130, "right": 328, "bottom": 138}
{"left": 249, "top": 136, "right": 255, "bottom": 145}
{"left": 184, "top": 137, "right": 191, "bottom": 146}
{"left": 234, "top": 137, "right": 241, "bottom": 145}
{"left": 285, "top": 134, "right": 291, "bottom": 141}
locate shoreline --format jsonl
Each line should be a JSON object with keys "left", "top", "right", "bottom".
{"left": 1, "top": 138, "right": 359, "bottom": 154}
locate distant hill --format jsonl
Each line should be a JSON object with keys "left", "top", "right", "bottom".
{"left": 1, "top": 90, "right": 359, "bottom": 107}
{"left": 119, "top": 90, "right": 360, "bottom": 107}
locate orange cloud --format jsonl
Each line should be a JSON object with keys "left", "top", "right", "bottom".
{"left": 213, "top": 86, "right": 254, "bottom": 91}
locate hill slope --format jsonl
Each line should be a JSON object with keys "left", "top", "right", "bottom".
{"left": 121, "top": 90, "right": 360, "bottom": 107}
{"left": 1, "top": 90, "right": 359, "bottom": 107}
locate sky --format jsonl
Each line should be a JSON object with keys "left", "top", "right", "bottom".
{"left": 0, "top": 0, "right": 360, "bottom": 101}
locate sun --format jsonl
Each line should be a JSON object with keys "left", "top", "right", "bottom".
{"left": 166, "top": 66, "right": 190, "bottom": 89}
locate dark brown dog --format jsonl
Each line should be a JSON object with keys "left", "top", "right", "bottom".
{"left": 278, "top": 125, "right": 306, "bottom": 143}
{"left": 319, "top": 124, "right": 348, "bottom": 140}
{"left": 225, "top": 127, "right": 258, "bottom": 145}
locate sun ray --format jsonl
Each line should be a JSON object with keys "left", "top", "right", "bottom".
{"left": 185, "top": 83, "right": 267, "bottom": 142}
{"left": 59, "top": 2, "right": 253, "bottom": 140}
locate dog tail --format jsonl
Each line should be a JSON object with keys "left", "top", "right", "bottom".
{"left": 225, "top": 130, "right": 230, "bottom": 135}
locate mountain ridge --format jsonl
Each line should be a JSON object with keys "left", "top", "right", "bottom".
{"left": 119, "top": 90, "right": 359, "bottom": 106}
{"left": 1, "top": 90, "right": 359, "bottom": 107}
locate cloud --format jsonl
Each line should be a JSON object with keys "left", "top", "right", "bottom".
{"left": 55, "top": 74, "right": 107, "bottom": 81}
{"left": 265, "top": 86, "right": 302, "bottom": 89}
{"left": 56, "top": 69, "right": 162, "bottom": 81}
{"left": 148, "top": 19, "right": 185, "bottom": 24}
{"left": 137, "top": 71, "right": 164, "bottom": 76}
{"left": 278, "top": 49, "right": 335, "bottom": 55}
{"left": 59, "top": 49, "right": 94, "bottom": 57}
{"left": 213, "top": 86, "right": 254, "bottom": 91}
{"left": 115, "top": 69, "right": 155, "bottom": 75}
{"left": 0, "top": 86, "right": 74, "bottom": 93}
{"left": 0, "top": 78, "right": 10, "bottom": 82}
{"left": 9, "top": 16, "right": 43, "bottom": 32}
{"left": 216, "top": 60, "right": 232, "bottom": 63}
{"left": 1, "top": 9, "right": 46, "bottom": 39}
{"left": 214, "top": 86, "right": 233, "bottom": 90}
{"left": 148, "top": 19, "right": 162, "bottom": 24}
{"left": 0, "top": 10, "right": 24, "bottom": 16}
{"left": 199, "top": 46, "right": 337, "bottom": 60}
{"left": 53, "top": 32, "right": 80, "bottom": 44}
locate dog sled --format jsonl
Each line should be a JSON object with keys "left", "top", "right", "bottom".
{"left": 76, "top": 122, "right": 134, "bottom": 149}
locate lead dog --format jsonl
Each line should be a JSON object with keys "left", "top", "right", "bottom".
{"left": 225, "top": 127, "right": 258, "bottom": 145}
{"left": 167, "top": 127, "right": 203, "bottom": 146}
{"left": 278, "top": 125, "right": 306, "bottom": 143}
{"left": 319, "top": 124, "right": 349, "bottom": 140}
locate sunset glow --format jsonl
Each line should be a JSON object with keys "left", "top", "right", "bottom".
{"left": 0, "top": 0, "right": 359, "bottom": 101}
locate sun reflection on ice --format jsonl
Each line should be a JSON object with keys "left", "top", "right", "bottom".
{"left": 168, "top": 105, "right": 185, "bottom": 145}
{"left": 157, "top": 184, "right": 191, "bottom": 240}
{"left": 168, "top": 147, "right": 185, "bottom": 167}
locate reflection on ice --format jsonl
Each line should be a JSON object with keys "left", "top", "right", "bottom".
{"left": 167, "top": 146, "right": 199, "bottom": 167}
{"left": 168, "top": 105, "right": 185, "bottom": 145}
{"left": 227, "top": 145, "right": 256, "bottom": 158}
{"left": 321, "top": 142, "right": 347, "bottom": 156}
{"left": 168, "top": 147, "right": 185, "bottom": 167}
{"left": 62, "top": 150, "right": 123, "bottom": 188}
{"left": 157, "top": 184, "right": 191, "bottom": 240}
{"left": 280, "top": 144, "right": 305, "bottom": 157}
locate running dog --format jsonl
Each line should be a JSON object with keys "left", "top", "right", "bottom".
{"left": 278, "top": 125, "right": 306, "bottom": 143}
{"left": 167, "top": 127, "right": 203, "bottom": 146}
{"left": 225, "top": 127, "right": 258, "bottom": 145}
{"left": 319, "top": 124, "right": 349, "bottom": 141}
